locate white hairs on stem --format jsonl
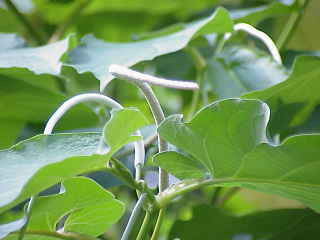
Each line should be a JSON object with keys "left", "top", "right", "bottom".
{"left": 109, "top": 64, "right": 199, "bottom": 90}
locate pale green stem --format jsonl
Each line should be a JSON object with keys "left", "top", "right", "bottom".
{"left": 150, "top": 209, "right": 166, "bottom": 240}
{"left": 156, "top": 178, "right": 232, "bottom": 208}
{"left": 120, "top": 194, "right": 147, "bottom": 240}
{"left": 4, "top": 0, "right": 44, "bottom": 45}
{"left": 276, "top": 0, "right": 310, "bottom": 50}
{"left": 136, "top": 211, "right": 152, "bottom": 240}
{"left": 185, "top": 47, "right": 206, "bottom": 120}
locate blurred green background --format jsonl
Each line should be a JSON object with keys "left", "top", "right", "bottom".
{"left": 1, "top": 0, "right": 320, "bottom": 238}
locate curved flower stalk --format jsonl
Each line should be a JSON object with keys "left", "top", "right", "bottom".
{"left": 109, "top": 65, "right": 199, "bottom": 192}
{"left": 224, "top": 23, "right": 282, "bottom": 64}
{"left": 109, "top": 64, "right": 199, "bottom": 91}
{"left": 44, "top": 93, "right": 145, "bottom": 171}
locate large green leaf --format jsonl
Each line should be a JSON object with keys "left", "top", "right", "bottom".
{"left": 156, "top": 99, "right": 320, "bottom": 211}
{"left": 170, "top": 205, "right": 320, "bottom": 240}
{"left": 243, "top": 56, "right": 320, "bottom": 138}
{"left": 67, "top": 7, "right": 233, "bottom": 91}
{"left": 231, "top": 1, "right": 294, "bottom": 25}
{"left": 204, "top": 45, "right": 287, "bottom": 99}
{"left": 0, "top": 218, "right": 26, "bottom": 239}
{"left": 0, "top": 34, "right": 99, "bottom": 139}
{"left": 28, "top": 177, "right": 124, "bottom": 236}
{"left": 0, "top": 119, "right": 25, "bottom": 149}
{"left": 0, "top": 33, "right": 68, "bottom": 76}
{"left": 0, "top": 108, "right": 148, "bottom": 213}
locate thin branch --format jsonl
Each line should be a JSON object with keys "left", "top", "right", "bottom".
{"left": 44, "top": 93, "right": 145, "bottom": 167}
{"left": 109, "top": 65, "right": 199, "bottom": 90}
{"left": 109, "top": 65, "right": 200, "bottom": 192}
{"left": 49, "top": 0, "right": 90, "bottom": 43}
{"left": 276, "top": 0, "right": 310, "bottom": 50}
{"left": 185, "top": 47, "right": 206, "bottom": 120}
{"left": 150, "top": 209, "right": 165, "bottom": 240}
{"left": 120, "top": 194, "right": 147, "bottom": 240}
{"left": 4, "top": 0, "right": 44, "bottom": 45}
{"left": 136, "top": 211, "right": 152, "bottom": 240}
{"left": 134, "top": 82, "right": 169, "bottom": 192}
{"left": 18, "top": 196, "right": 37, "bottom": 240}
{"left": 156, "top": 178, "right": 232, "bottom": 208}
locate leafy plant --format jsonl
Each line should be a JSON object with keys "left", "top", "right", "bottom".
{"left": 1, "top": 0, "right": 319, "bottom": 239}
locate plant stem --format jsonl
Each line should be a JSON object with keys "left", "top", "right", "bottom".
{"left": 229, "top": 23, "right": 282, "bottom": 64}
{"left": 136, "top": 211, "right": 152, "bottom": 240}
{"left": 135, "top": 82, "right": 169, "bottom": 192}
{"left": 109, "top": 65, "right": 199, "bottom": 90}
{"left": 4, "top": 0, "right": 44, "bottom": 45}
{"left": 276, "top": 0, "right": 310, "bottom": 50}
{"left": 185, "top": 47, "right": 206, "bottom": 120}
{"left": 49, "top": 0, "right": 90, "bottom": 43}
{"left": 18, "top": 196, "right": 37, "bottom": 240}
{"left": 157, "top": 178, "right": 232, "bottom": 208}
{"left": 187, "top": 73, "right": 202, "bottom": 121}
{"left": 185, "top": 47, "right": 206, "bottom": 71}
{"left": 120, "top": 194, "right": 147, "bottom": 240}
{"left": 110, "top": 65, "right": 177, "bottom": 191}
{"left": 12, "top": 230, "right": 98, "bottom": 240}
{"left": 150, "top": 209, "right": 166, "bottom": 240}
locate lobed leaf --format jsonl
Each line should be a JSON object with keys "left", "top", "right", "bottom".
{"left": 28, "top": 177, "right": 125, "bottom": 236}
{"left": 204, "top": 45, "right": 287, "bottom": 99}
{"left": 0, "top": 108, "right": 148, "bottom": 213}
{"left": 156, "top": 99, "right": 320, "bottom": 211}
{"left": 243, "top": 56, "right": 320, "bottom": 138}
{"left": 67, "top": 7, "right": 233, "bottom": 91}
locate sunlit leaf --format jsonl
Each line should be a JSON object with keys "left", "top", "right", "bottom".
{"left": 157, "top": 99, "right": 320, "bottom": 211}
{"left": 67, "top": 7, "right": 233, "bottom": 90}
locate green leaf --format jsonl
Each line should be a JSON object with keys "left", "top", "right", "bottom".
{"left": 0, "top": 133, "right": 102, "bottom": 213}
{"left": 67, "top": 7, "right": 233, "bottom": 91}
{"left": 28, "top": 177, "right": 124, "bottom": 236}
{"left": 0, "top": 34, "right": 99, "bottom": 130}
{"left": 157, "top": 99, "right": 320, "bottom": 211}
{"left": 231, "top": 2, "right": 294, "bottom": 25}
{"left": 0, "top": 119, "right": 25, "bottom": 149}
{"left": 104, "top": 108, "right": 149, "bottom": 150}
{"left": 0, "top": 218, "right": 26, "bottom": 239}
{"left": 204, "top": 46, "right": 287, "bottom": 99}
{"left": 0, "top": 34, "right": 68, "bottom": 76}
{"left": 170, "top": 205, "right": 320, "bottom": 240}
{"left": 243, "top": 56, "right": 320, "bottom": 138}
{"left": 0, "top": 107, "right": 148, "bottom": 213}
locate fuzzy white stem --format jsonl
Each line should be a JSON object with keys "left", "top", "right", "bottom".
{"left": 109, "top": 67, "right": 170, "bottom": 192}
{"left": 225, "top": 23, "right": 282, "bottom": 64}
{"left": 109, "top": 64, "right": 199, "bottom": 90}
{"left": 44, "top": 93, "right": 145, "bottom": 168}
